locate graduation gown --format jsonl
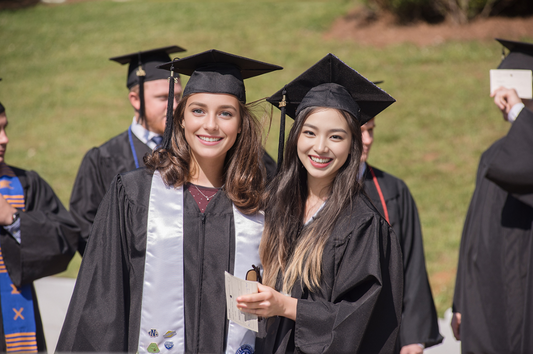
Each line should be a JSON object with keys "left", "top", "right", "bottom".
{"left": 70, "top": 130, "right": 277, "bottom": 255}
{"left": 0, "top": 166, "right": 79, "bottom": 352}
{"left": 57, "top": 168, "right": 256, "bottom": 353}
{"left": 255, "top": 195, "right": 403, "bottom": 354}
{"left": 453, "top": 107, "right": 533, "bottom": 354}
{"left": 363, "top": 165, "right": 443, "bottom": 349}
{"left": 70, "top": 130, "right": 151, "bottom": 255}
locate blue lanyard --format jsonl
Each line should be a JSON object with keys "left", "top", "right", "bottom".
{"left": 128, "top": 126, "right": 140, "bottom": 169}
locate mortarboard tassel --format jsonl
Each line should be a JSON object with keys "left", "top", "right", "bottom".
{"left": 276, "top": 87, "right": 287, "bottom": 173}
{"left": 162, "top": 59, "right": 178, "bottom": 150}
{"left": 137, "top": 53, "right": 147, "bottom": 125}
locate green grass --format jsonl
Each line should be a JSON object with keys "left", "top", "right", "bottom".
{"left": 0, "top": 0, "right": 529, "bottom": 316}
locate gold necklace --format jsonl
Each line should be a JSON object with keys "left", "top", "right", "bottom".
{"left": 192, "top": 184, "right": 218, "bottom": 201}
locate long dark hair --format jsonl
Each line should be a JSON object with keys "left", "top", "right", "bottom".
{"left": 260, "top": 106, "right": 363, "bottom": 293}
{"left": 145, "top": 93, "right": 265, "bottom": 214}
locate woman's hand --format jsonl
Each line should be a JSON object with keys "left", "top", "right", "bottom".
{"left": 236, "top": 284, "right": 298, "bottom": 321}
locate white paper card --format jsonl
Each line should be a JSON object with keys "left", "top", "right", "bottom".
{"left": 490, "top": 69, "right": 532, "bottom": 99}
{"left": 224, "top": 271, "right": 259, "bottom": 332}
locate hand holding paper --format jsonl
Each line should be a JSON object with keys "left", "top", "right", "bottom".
{"left": 236, "top": 283, "right": 298, "bottom": 321}
{"left": 224, "top": 271, "right": 259, "bottom": 332}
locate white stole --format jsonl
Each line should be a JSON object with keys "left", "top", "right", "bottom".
{"left": 138, "top": 171, "right": 263, "bottom": 354}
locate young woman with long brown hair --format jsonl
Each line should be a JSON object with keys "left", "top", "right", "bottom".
{"left": 237, "top": 54, "right": 403, "bottom": 354}
{"left": 57, "top": 50, "right": 281, "bottom": 354}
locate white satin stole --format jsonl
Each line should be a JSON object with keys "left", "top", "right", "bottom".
{"left": 138, "top": 171, "right": 263, "bottom": 354}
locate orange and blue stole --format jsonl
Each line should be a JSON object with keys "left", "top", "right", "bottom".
{"left": 0, "top": 164, "right": 37, "bottom": 353}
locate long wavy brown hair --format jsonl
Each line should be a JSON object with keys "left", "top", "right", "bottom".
{"left": 145, "top": 93, "right": 266, "bottom": 215}
{"left": 260, "top": 106, "right": 363, "bottom": 293}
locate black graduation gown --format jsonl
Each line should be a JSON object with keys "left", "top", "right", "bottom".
{"left": 255, "top": 195, "right": 403, "bottom": 354}
{"left": 363, "top": 165, "right": 443, "bottom": 349}
{"left": 70, "top": 130, "right": 151, "bottom": 255}
{"left": 453, "top": 107, "right": 533, "bottom": 354}
{"left": 0, "top": 166, "right": 79, "bottom": 352}
{"left": 57, "top": 168, "right": 247, "bottom": 353}
{"left": 70, "top": 130, "right": 277, "bottom": 255}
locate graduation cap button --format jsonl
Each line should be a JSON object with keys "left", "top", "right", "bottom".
{"left": 147, "top": 343, "right": 160, "bottom": 353}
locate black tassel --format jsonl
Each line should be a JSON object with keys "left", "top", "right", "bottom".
{"left": 136, "top": 53, "right": 146, "bottom": 125}
{"left": 276, "top": 87, "right": 287, "bottom": 174}
{"left": 138, "top": 75, "right": 145, "bottom": 124}
{"left": 162, "top": 59, "right": 177, "bottom": 150}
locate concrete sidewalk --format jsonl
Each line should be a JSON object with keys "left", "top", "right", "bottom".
{"left": 34, "top": 277, "right": 76, "bottom": 353}
{"left": 425, "top": 308, "right": 461, "bottom": 354}
{"left": 34, "top": 276, "right": 461, "bottom": 353}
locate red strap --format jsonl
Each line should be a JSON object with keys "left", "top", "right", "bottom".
{"left": 368, "top": 165, "right": 390, "bottom": 224}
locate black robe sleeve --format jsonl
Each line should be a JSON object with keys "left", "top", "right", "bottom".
{"left": 394, "top": 179, "right": 442, "bottom": 348}
{"left": 256, "top": 199, "right": 403, "bottom": 354}
{"left": 363, "top": 168, "right": 442, "bottom": 348}
{"left": 70, "top": 131, "right": 151, "bottom": 255}
{"left": 57, "top": 171, "right": 149, "bottom": 353}
{"left": 294, "top": 213, "right": 403, "bottom": 354}
{"left": 452, "top": 110, "right": 533, "bottom": 353}
{"left": 486, "top": 107, "right": 533, "bottom": 207}
{"left": 0, "top": 168, "right": 79, "bottom": 288}
{"left": 69, "top": 148, "right": 109, "bottom": 255}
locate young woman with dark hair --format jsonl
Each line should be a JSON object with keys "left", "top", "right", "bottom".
{"left": 237, "top": 54, "right": 404, "bottom": 354}
{"left": 57, "top": 50, "right": 281, "bottom": 354}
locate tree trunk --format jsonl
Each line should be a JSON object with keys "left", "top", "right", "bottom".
{"left": 437, "top": 0, "right": 469, "bottom": 24}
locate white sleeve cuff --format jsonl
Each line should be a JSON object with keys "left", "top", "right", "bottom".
{"left": 3, "top": 218, "right": 21, "bottom": 244}
{"left": 508, "top": 102, "right": 525, "bottom": 123}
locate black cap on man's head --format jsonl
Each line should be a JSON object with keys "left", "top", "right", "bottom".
{"left": 110, "top": 45, "right": 186, "bottom": 88}
{"left": 267, "top": 53, "right": 395, "bottom": 125}
{"left": 157, "top": 49, "right": 282, "bottom": 103}
{"left": 110, "top": 46, "right": 186, "bottom": 124}
{"left": 497, "top": 38, "right": 533, "bottom": 70}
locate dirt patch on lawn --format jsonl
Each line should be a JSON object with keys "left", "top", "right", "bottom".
{"left": 325, "top": 7, "right": 533, "bottom": 47}
{"left": 430, "top": 267, "right": 457, "bottom": 295}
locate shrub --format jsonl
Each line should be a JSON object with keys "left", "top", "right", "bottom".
{"left": 364, "top": 0, "right": 533, "bottom": 24}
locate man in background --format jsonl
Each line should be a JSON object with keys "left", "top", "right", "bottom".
{"left": 71, "top": 46, "right": 277, "bottom": 255}
{"left": 452, "top": 39, "right": 533, "bottom": 354}
{"left": 361, "top": 117, "right": 443, "bottom": 354}
{"left": 70, "top": 46, "right": 185, "bottom": 255}
{"left": 0, "top": 93, "right": 79, "bottom": 352}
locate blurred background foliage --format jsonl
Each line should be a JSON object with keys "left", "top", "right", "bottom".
{"left": 0, "top": 0, "right": 531, "bottom": 315}
{"left": 364, "top": 0, "right": 533, "bottom": 24}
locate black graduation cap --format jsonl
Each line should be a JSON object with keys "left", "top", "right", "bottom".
{"left": 267, "top": 53, "right": 395, "bottom": 169}
{"left": 0, "top": 78, "right": 4, "bottom": 115}
{"left": 157, "top": 49, "right": 282, "bottom": 149}
{"left": 158, "top": 49, "right": 282, "bottom": 103}
{"left": 110, "top": 45, "right": 186, "bottom": 88}
{"left": 496, "top": 38, "right": 533, "bottom": 70}
{"left": 109, "top": 45, "right": 186, "bottom": 124}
